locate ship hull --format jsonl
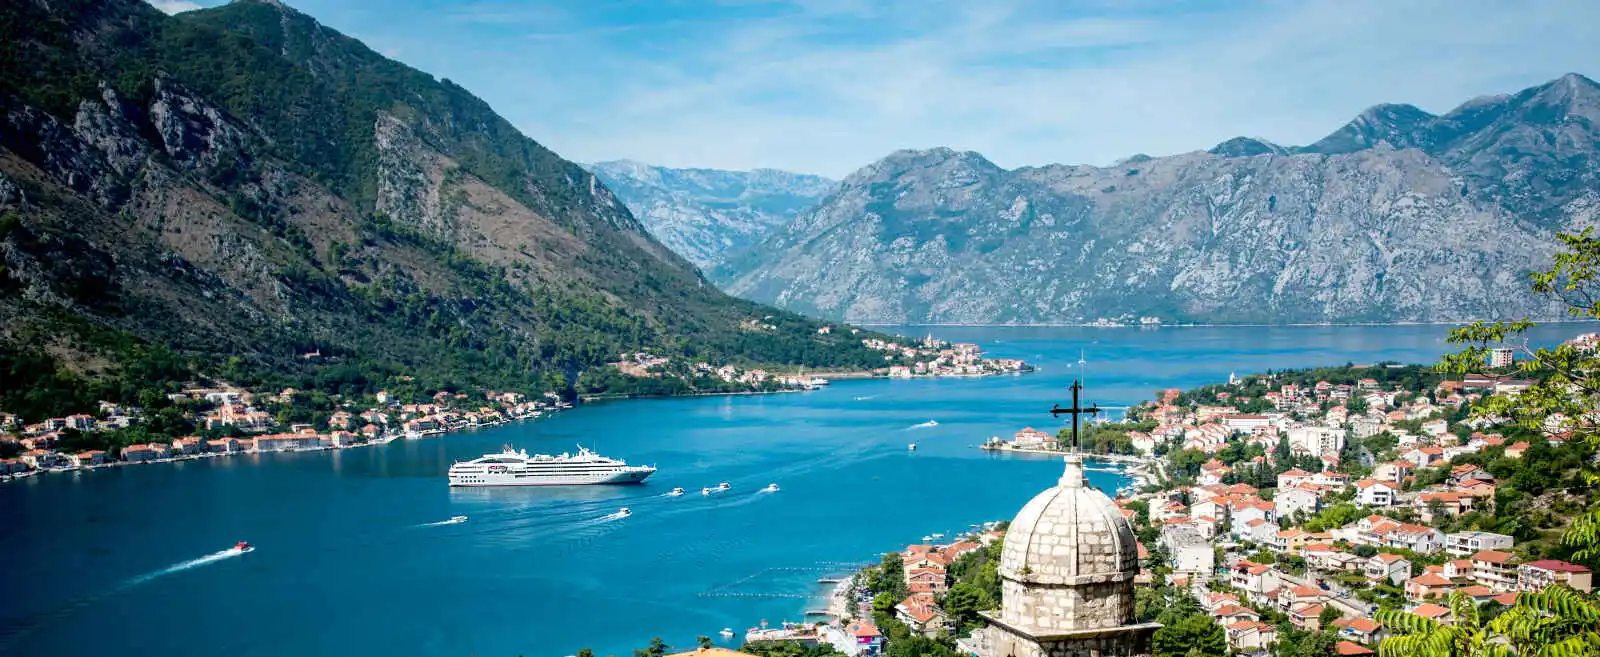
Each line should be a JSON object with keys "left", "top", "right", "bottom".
{"left": 447, "top": 468, "right": 653, "bottom": 487}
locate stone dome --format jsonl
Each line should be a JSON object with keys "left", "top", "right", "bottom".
{"left": 996, "top": 454, "right": 1138, "bottom": 633}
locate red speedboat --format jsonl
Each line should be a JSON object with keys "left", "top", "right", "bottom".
{"left": 234, "top": 541, "right": 253, "bottom": 552}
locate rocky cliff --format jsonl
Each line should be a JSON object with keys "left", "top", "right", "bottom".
{"left": 586, "top": 161, "right": 834, "bottom": 270}
{"left": 0, "top": 0, "right": 880, "bottom": 403}
{"left": 721, "top": 75, "right": 1600, "bottom": 324}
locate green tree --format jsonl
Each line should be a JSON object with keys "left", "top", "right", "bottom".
{"left": 1318, "top": 606, "right": 1342, "bottom": 630}
{"left": 873, "top": 592, "right": 898, "bottom": 616}
{"left": 886, "top": 635, "right": 957, "bottom": 657}
{"left": 1381, "top": 554, "right": 1600, "bottom": 655}
{"left": 697, "top": 636, "right": 713, "bottom": 650}
{"left": 1293, "top": 631, "right": 1339, "bottom": 657}
{"left": 942, "top": 581, "right": 992, "bottom": 635}
{"left": 1151, "top": 614, "right": 1226, "bottom": 657}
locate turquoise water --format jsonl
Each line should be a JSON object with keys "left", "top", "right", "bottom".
{"left": 0, "top": 324, "right": 1584, "bottom": 657}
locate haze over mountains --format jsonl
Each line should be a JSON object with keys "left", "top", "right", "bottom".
{"left": 0, "top": 0, "right": 883, "bottom": 399}
{"left": 702, "top": 74, "right": 1600, "bottom": 324}
{"left": 585, "top": 161, "right": 834, "bottom": 270}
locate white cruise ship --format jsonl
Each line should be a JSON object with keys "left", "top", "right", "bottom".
{"left": 447, "top": 445, "right": 655, "bottom": 487}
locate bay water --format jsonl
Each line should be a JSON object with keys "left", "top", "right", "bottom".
{"left": 0, "top": 324, "right": 1583, "bottom": 656}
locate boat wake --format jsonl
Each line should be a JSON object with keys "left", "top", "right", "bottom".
{"left": 123, "top": 548, "right": 248, "bottom": 588}
{"left": 907, "top": 420, "right": 939, "bottom": 429}
{"left": 0, "top": 545, "right": 253, "bottom": 649}
{"left": 853, "top": 395, "right": 877, "bottom": 401}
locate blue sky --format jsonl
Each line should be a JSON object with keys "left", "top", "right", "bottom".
{"left": 150, "top": 0, "right": 1600, "bottom": 178}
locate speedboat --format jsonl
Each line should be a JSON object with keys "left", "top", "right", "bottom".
{"left": 763, "top": 483, "right": 780, "bottom": 493}
{"left": 233, "top": 541, "right": 254, "bottom": 553}
{"left": 719, "top": 628, "right": 735, "bottom": 638}
{"left": 717, "top": 482, "right": 731, "bottom": 491}
{"left": 921, "top": 535, "right": 934, "bottom": 542}
{"left": 618, "top": 507, "right": 631, "bottom": 517}
{"left": 931, "top": 533, "right": 944, "bottom": 539}
{"left": 908, "top": 443, "right": 918, "bottom": 450}
{"left": 449, "top": 515, "right": 468, "bottom": 524}
{"left": 668, "top": 487, "right": 685, "bottom": 496}
{"left": 702, "top": 487, "right": 713, "bottom": 496}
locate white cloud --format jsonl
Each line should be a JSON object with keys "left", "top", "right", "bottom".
{"left": 500, "top": 0, "right": 1600, "bottom": 177}
{"left": 147, "top": 0, "right": 203, "bottom": 14}
{"left": 282, "top": 0, "right": 1600, "bottom": 178}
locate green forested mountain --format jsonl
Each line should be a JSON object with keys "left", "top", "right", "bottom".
{"left": 0, "top": 0, "right": 880, "bottom": 417}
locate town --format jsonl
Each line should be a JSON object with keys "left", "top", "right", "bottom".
{"left": 0, "top": 332, "right": 1028, "bottom": 480}
{"left": 603, "top": 332, "right": 1031, "bottom": 392}
{"left": 0, "top": 386, "right": 571, "bottom": 478}
{"left": 722, "top": 336, "right": 1598, "bottom": 657}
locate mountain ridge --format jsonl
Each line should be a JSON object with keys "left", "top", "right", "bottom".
{"left": 0, "top": 0, "right": 887, "bottom": 417}
{"left": 718, "top": 74, "right": 1600, "bottom": 325}
{"left": 586, "top": 160, "right": 835, "bottom": 270}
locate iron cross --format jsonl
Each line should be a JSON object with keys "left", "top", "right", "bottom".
{"left": 1049, "top": 379, "right": 1101, "bottom": 452}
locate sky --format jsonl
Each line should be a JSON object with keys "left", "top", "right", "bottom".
{"left": 148, "top": 0, "right": 1600, "bottom": 178}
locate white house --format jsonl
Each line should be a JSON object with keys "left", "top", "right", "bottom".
{"left": 1356, "top": 480, "right": 1399, "bottom": 507}
{"left": 1365, "top": 553, "right": 1412, "bottom": 585}
{"left": 1276, "top": 486, "right": 1321, "bottom": 520}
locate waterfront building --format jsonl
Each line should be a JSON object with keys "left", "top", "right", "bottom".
{"left": 967, "top": 455, "right": 1159, "bottom": 657}
{"left": 1487, "top": 347, "right": 1514, "bottom": 368}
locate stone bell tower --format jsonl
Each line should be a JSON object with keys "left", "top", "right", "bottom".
{"left": 970, "top": 453, "right": 1159, "bottom": 657}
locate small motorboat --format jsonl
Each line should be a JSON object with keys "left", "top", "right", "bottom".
{"left": 908, "top": 443, "right": 918, "bottom": 451}
{"left": 921, "top": 535, "right": 934, "bottom": 542}
{"left": 717, "top": 482, "right": 731, "bottom": 491}
{"left": 702, "top": 487, "right": 713, "bottom": 496}
{"left": 449, "top": 515, "right": 468, "bottom": 524}
{"left": 719, "top": 628, "right": 735, "bottom": 637}
{"left": 931, "top": 533, "right": 944, "bottom": 539}
{"left": 618, "top": 507, "right": 632, "bottom": 517}
{"left": 762, "top": 483, "right": 780, "bottom": 493}
{"left": 668, "top": 487, "right": 685, "bottom": 496}
{"left": 233, "top": 541, "right": 254, "bottom": 553}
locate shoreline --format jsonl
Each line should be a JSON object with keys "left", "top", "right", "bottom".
{"left": 578, "top": 368, "right": 1033, "bottom": 402}
{"left": 855, "top": 319, "right": 1600, "bottom": 328}
{"left": 2, "top": 411, "right": 547, "bottom": 483}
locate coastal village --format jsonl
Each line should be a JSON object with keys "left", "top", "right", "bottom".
{"left": 725, "top": 335, "right": 1599, "bottom": 657}
{"left": 7, "top": 328, "right": 1596, "bottom": 657}
{"left": 0, "top": 333, "right": 1026, "bottom": 480}
{"left": 0, "top": 385, "right": 572, "bottom": 478}
{"left": 610, "top": 332, "right": 1030, "bottom": 388}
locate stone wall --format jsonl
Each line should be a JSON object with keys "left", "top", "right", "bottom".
{"left": 999, "top": 578, "right": 1136, "bottom": 632}
{"left": 990, "top": 627, "right": 1154, "bottom": 657}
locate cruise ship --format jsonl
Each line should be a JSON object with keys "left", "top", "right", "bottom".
{"left": 447, "top": 445, "right": 655, "bottom": 487}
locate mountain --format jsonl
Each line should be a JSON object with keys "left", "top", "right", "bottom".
{"left": 720, "top": 74, "right": 1600, "bottom": 324}
{"left": 0, "top": 0, "right": 883, "bottom": 416}
{"left": 585, "top": 161, "right": 834, "bottom": 270}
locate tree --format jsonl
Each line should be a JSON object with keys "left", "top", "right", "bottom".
{"left": 887, "top": 635, "right": 957, "bottom": 657}
{"left": 872, "top": 592, "right": 897, "bottom": 616}
{"left": 942, "top": 581, "right": 992, "bottom": 635}
{"left": 1293, "top": 631, "right": 1339, "bottom": 657}
{"left": 577, "top": 650, "right": 594, "bottom": 657}
{"left": 1318, "top": 605, "right": 1342, "bottom": 630}
{"left": 1151, "top": 614, "right": 1226, "bottom": 657}
{"left": 697, "top": 636, "right": 713, "bottom": 650}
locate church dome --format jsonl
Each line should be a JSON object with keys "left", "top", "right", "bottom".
{"left": 996, "top": 454, "right": 1138, "bottom": 633}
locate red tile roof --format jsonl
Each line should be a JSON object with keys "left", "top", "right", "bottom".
{"left": 1335, "top": 641, "right": 1376, "bottom": 656}
{"left": 1472, "top": 550, "right": 1515, "bottom": 564}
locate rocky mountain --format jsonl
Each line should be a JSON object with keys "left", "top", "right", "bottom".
{"left": 0, "top": 0, "right": 884, "bottom": 412}
{"left": 721, "top": 74, "right": 1600, "bottom": 324}
{"left": 585, "top": 161, "right": 834, "bottom": 270}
